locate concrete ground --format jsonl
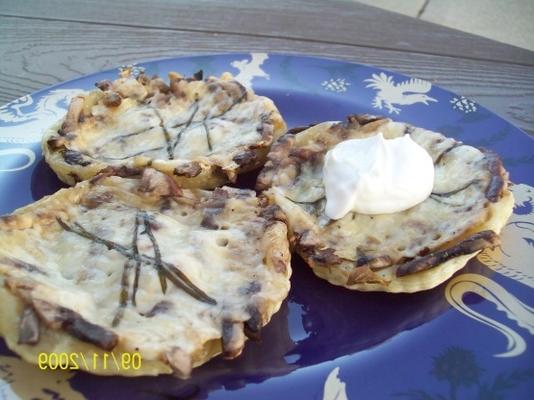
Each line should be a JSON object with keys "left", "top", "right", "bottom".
{"left": 354, "top": 0, "right": 534, "bottom": 52}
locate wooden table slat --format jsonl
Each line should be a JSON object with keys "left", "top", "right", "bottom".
{"left": 1, "top": 0, "right": 534, "bottom": 66}
{"left": 1, "top": 16, "right": 533, "bottom": 135}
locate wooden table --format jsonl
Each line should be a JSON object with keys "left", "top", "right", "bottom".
{"left": 1, "top": 0, "right": 534, "bottom": 135}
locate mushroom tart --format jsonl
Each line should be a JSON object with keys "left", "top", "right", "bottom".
{"left": 42, "top": 68, "right": 287, "bottom": 188}
{"left": 0, "top": 169, "right": 291, "bottom": 376}
{"left": 257, "top": 115, "right": 514, "bottom": 293}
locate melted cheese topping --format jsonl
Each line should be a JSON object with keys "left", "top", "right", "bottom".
{"left": 0, "top": 174, "right": 291, "bottom": 374}
{"left": 81, "top": 95, "right": 269, "bottom": 164}
{"left": 50, "top": 75, "right": 283, "bottom": 165}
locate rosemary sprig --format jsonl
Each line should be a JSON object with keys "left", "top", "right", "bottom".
{"left": 108, "top": 126, "right": 157, "bottom": 143}
{"left": 428, "top": 195, "right": 463, "bottom": 207}
{"left": 169, "top": 88, "right": 247, "bottom": 157}
{"left": 157, "top": 262, "right": 216, "bottom": 305}
{"left": 112, "top": 259, "right": 133, "bottom": 327}
{"left": 56, "top": 217, "right": 216, "bottom": 306}
{"left": 171, "top": 102, "right": 199, "bottom": 152}
{"left": 434, "top": 142, "right": 463, "bottom": 165}
{"left": 216, "top": 90, "right": 247, "bottom": 117}
{"left": 203, "top": 121, "right": 212, "bottom": 151}
{"left": 142, "top": 212, "right": 168, "bottom": 294}
{"left": 283, "top": 194, "right": 326, "bottom": 206}
{"left": 431, "top": 179, "right": 480, "bottom": 197}
{"left": 131, "top": 213, "right": 142, "bottom": 306}
{"left": 153, "top": 108, "right": 174, "bottom": 160}
{"left": 0, "top": 256, "right": 47, "bottom": 276}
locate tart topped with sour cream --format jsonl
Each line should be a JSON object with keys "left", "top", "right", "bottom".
{"left": 42, "top": 68, "right": 287, "bottom": 188}
{"left": 257, "top": 114, "right": 514, "bottom": 293}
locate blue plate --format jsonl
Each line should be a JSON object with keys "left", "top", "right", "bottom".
{"left": 1, "top": 53, "right": 533, "bottom": 400}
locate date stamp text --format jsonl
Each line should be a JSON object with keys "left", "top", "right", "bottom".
{"left": 38, "top": 352, "right": 142, "bottom": 371}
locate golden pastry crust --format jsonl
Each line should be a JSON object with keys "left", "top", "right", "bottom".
{"left": 257, "top": 115, "right": 514, "bottom": 293}
{"left": 0, "top": 169, "right": 291, "bottom": 376}
{"left": 42, "top": 68, "right": 287, "bottom": 188}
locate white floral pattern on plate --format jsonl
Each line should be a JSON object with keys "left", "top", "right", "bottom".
{"left": 0, "top": 89, "right": 83, "bottom": 144}
{"left": 230, "top": 53, "right": 270, "bottom": 88}
{"left": 450, "top": 95, "right": 478, "bottom": 114}
{"left": 445, "top": 183, "right": 534, "bottom": 358}
{"left": 323, "top": 367, "right": 348, "bottom": 400}
{"left": 321, "top": 78, "right": 351, "bottom": 93}
{"left": 0, "top": 88, "right": 83, "bottom": 172}
{"left": 364, "top": 72, "right": 436, "bottom": 114}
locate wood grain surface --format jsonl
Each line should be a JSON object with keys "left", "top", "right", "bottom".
{"left": 2, "top": 0, "right": 534, "bottom": 65}
{"left": 1, "top": 1, "right": 533, "bottom": 135}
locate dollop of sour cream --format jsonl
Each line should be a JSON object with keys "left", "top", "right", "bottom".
{"left": 323, "top": 132, "right": 434, "bottom": 219}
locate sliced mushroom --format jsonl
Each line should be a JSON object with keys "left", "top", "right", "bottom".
{"left": 138, "top": 168, "right": 182, "bottom": 198}
{"left": 169, "top": 72, "right": 184, "bottom": 97}
{"left": 200, "top": 188, "right": 229, "bottom": 229}
{"left": 356, "top": 255, "right": 393, "bottom": 270}
{"left": 63, "top": 149, "right": 91, "bottom": 166}
{"left": 232, "top": 150, "right": 257, "bottom": 168}
{"left": 221, "top": 320, "right": 245, "bottom": 359}
{"left": 174, "top": 162, "right": 202, "bottom": 178}
{"left": 396, "top": 230, "right": 499, "bottom": 277}
{"left": 95, "top": 80, "right": 112, "bottom": 91}
{"left": 166, "top": 347, "right": 192, "bottom": 378}
{"left": 18, "top": 306, "right": 40, "bottom": 345}
{"left": 347, "top": 266, "right": 387, "bottom": 286}
{"left": 244, "top": 306, "right": 263, "bottom": 341}
{"left": 484, "top": 151, "right": 506, "bottom": 202}
{"left": 31, "top": 299, "right": 118, "bottom": 351}
{"left": 80, "top": 191, "right": 114, "bottom": 209}
{"left": 60, "top": 96, "right": 85, "bottom": 134}
{"left": 103, "top": 91, "right": 122, "bottom": 107}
